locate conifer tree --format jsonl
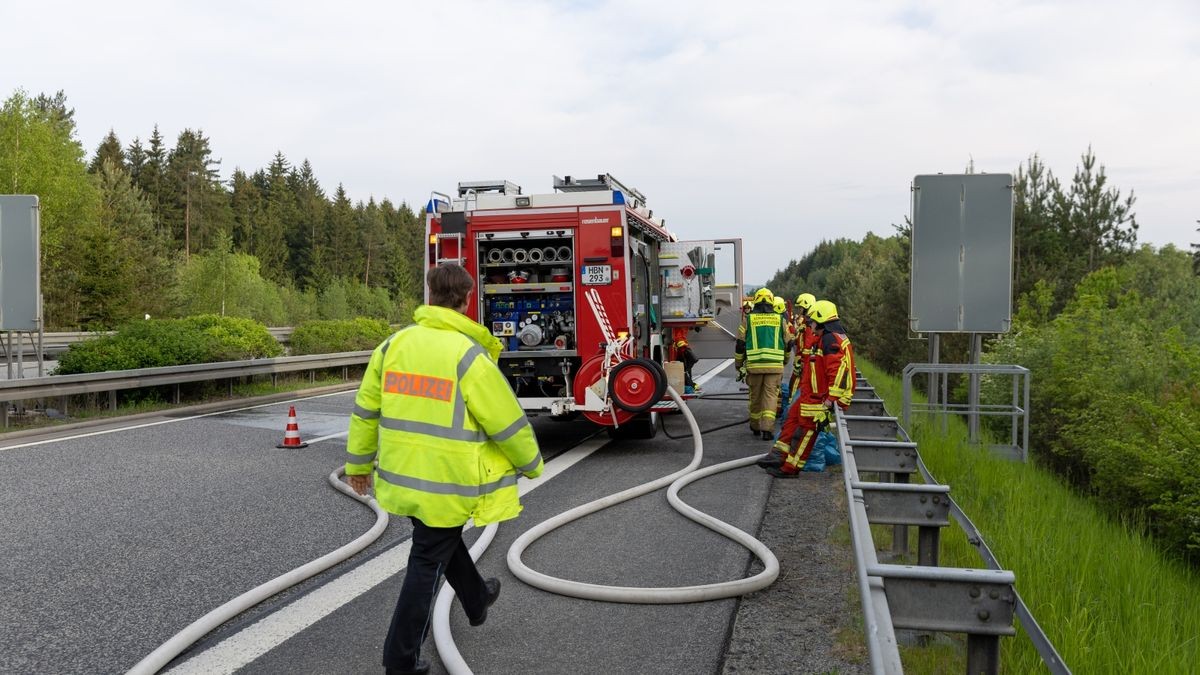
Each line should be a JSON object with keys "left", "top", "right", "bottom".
{"left": 89, "top": 129, "right": 125, "bottom": 173}
{"left": 165, "top": 128, "right": 230, "bottom": 256}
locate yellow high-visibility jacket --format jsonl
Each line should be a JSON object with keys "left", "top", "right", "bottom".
{"left": 346, "top": 305, "right": 543, "bottom": 527}
{"left": 734, "top": 304, "right": 795, "bottom": 374}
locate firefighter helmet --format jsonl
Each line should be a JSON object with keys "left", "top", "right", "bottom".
{"left": 772, "top": 297, "right": 786, "bottom": 313}
{"left": 795, "top": 293, "right": 816, "bottom": 313}
{"left": 809, "top": 300, "right": 839, "bottom": 324}
{"left": 752, "top": 288, "right": 774, "bottom": 305}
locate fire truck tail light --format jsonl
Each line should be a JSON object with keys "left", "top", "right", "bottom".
{"left": 610, "top": 226, "right": 623, "bottom": 238}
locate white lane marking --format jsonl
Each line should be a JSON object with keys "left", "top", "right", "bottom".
{"left": 166, "top": 436, "right": 608, "bottom": 675}
{"left": 695, "top": 359, "right": 733, "bottom": 388}
{"left": 0, "top": 390, "right": 355, "bottom": 452}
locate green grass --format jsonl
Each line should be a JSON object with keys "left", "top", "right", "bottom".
{"left": 858, "top": 360, "right": 1200, "bottom": 674}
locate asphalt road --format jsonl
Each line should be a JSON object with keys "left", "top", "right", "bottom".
{"left": 0, "top": 359, "right": 824, "bottom": 674}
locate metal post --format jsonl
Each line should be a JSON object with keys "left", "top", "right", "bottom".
{"left": 108, "top": 390, "right": 117, "bottom": 412}
{"left": 966, "top": 633, "right": 1001, "bottom": 675}
{"left": 968, "top": 333, "right": 982, "bottom": 442}
{"left": 891, "top": 472, "right": 910, "bottom": 557}
{"left": 174, "top": 384, "right": 180, "bottom": 404}
{"left": 5, "top": 332, "right": 12, "bottom": 380}
{"left": 927, "top": 334, "right": 939, "bottom": 418}
{"left": 917, "top": 526, "right": 940, "bottom": 567}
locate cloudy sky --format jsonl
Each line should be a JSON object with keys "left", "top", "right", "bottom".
{"left": 4, "top": 0, "right": 1198, "bottom": 281}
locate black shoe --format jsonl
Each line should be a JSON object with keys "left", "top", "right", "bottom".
{"left": 387, "top": 660, "right": 430, "bottom": 675}
{"left": 761, "top": 430, "right": 775, "bottom": 440}
{"left": 756, "top": 451, "right": 784, "bottom": 468}
{"left": 763, "top": 465, "right": 799, "bottom": 479}
{"left": 469, "top": 577, "right": 502, "bottom": 626}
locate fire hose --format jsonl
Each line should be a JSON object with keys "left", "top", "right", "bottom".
{"left": 431, "top": 386, "right": 779, "bottom": 673}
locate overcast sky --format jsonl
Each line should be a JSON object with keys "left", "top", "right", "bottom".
{"left": 4, "top": 0, "right": 1198, "bottom": 282}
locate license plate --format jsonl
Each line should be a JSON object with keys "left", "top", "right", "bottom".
{"left": 581, "top": 264, "right": 612, "bottom": 285}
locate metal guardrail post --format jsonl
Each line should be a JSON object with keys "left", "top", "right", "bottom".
{"left": 840, "top": 375, "right": 1036, "bottom": 675}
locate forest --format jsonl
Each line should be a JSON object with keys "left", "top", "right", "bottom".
{"left": 0, "top": 89, "right": 424, "bottom": 330}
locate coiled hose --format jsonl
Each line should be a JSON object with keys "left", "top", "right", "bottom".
{"left": 431, "top": 386, "right": 779, "bottom": 673}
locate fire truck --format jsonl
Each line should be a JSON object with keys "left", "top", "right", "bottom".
{"left": 425, "top": 174, "right": 743, "bottom": 437}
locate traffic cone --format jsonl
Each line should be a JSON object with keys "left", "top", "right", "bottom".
{"left": 277, "top": 405, "right": 309, "bottom": 448}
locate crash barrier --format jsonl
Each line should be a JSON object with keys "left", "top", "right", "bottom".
{"left": 839, "top": 375, "right": 1069, "bottom": 675}
{"left": 8, "top": 327, "right": 296, "bottom": 361}
{"left": 0, "top": 351, "right": 369, "bottom": 427}
{"left": 900, "top": 363, "right": 1030, "bottom": 461}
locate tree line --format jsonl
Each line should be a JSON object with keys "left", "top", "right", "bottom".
{"left": 764, "top": 151, "right": 1200, "bottom": 563}
{"left": 0, "top": 89, "right": 424, "bottom": 330}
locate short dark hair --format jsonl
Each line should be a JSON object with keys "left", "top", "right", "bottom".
{"left": 427, "top": 264, "right": 474, "bottom": 308}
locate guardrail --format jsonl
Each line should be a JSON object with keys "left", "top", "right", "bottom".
{"left": 0, "top": 350, "right": 369, "bottom": 427}
{"left": 9, "top": 327, "right": 297, "bottom": 360}
{"left": 838, "top": 373, "right": 1068, "bottom": 674}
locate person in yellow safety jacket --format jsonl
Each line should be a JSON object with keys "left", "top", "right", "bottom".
{"left": 734, "top": 287, "right": 795, "bottom": 440}
{"left": 346, "top": 263, "right": 543, "bottom": 675}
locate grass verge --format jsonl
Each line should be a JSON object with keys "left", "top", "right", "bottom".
{"left": 858, "top": 359, "right": 1200, "bottom": 674}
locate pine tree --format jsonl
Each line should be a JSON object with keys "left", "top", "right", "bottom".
{"left": 229, "top": 168, "right": 262, "bottom": 254}
{"left": 165, "top": 128, "right": 231, "bottom": 256}
{"left": 137, "top": 125, "right": 169, "bottom": 236}
{"left": 288, "top": 158, "right": 325, "bottom": 288}
{"left": 126, "top": 137, "right": 147, "bottom": 184}
{"left": 325, "top": 184, "right": 356, "bottom": 279}
{"left": 88, "top": 129, "right": 125, "bottom": 173}
{"left": 254, "top": 152, "right": 292, "bottom": 281}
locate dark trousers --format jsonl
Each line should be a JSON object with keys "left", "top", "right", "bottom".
{"left": 383, "top": 517, "right": 488, "bottom": 670}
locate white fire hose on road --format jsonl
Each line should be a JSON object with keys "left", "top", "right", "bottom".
{"left": 431, "top": 386, "right": 779, "bottom": 673}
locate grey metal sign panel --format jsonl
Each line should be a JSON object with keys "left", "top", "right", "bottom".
{"left": 910, "top": 174, "right": 1013, "bottom": 333}
{"left": 0, "top": 195, "right": 42, "bottom": 331}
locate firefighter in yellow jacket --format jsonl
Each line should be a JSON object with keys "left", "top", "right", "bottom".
{"left": 346, "top": 263, "right": 543, "bottom": 675}
{"left": 735, "top": 287, "right": 795, "bottom": 439}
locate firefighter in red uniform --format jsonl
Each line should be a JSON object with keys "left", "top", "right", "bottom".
{"left": 759, "top": 299, "right": 854, "bottom": 477}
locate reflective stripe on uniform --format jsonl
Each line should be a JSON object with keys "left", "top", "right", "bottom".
{"left": 491, "top": 416, "right": 530, "bottom": 442}
{"left": 514, "top": 452, "right": 544, "bottom": 474}
{"left": 377, "top": 467, "right": 518, "bottom": 497}
{"left": 346, "top": 449, "right": 376, "bottom": 464}
{"left": 353, "top": 404, "right": 380, "bottom": 419}
{"left": 380, "top": 416, "right": 488, "bottom": 443}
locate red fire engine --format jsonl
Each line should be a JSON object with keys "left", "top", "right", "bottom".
{"left": 425, "top": 174, "right": 743, "bottom": 436}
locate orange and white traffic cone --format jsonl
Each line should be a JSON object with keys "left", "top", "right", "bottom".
{"left": 277, "top": 405, "right": 309, "bottom": 448}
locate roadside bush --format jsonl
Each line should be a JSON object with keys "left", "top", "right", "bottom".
{"left": 986, "top": 247, "right": 1200, "bottom": 562}
{"left": 289, "top": 318, "right": 394, "bottom": 355}
{"left": 55, "top": 315, "right": 282, "bottom": 374}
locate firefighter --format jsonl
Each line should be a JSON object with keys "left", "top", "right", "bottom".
{"left": 761, "top": 299, "right": 855, "bottom": 477}
{"left": 671, "top": 327, "right": 699, "bottom": 392}
{"left": 776, "top": 292, "right": 816, "bottom": 434}
{"left": 345, "top": 263, "right": 544, "bottom": 675}
{"left": 735, "top": 287, "right": 795, "bottom": 440}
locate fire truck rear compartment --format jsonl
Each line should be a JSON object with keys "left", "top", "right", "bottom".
{"left": 477, "top": 231, "right": 580, "bottom": 398}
